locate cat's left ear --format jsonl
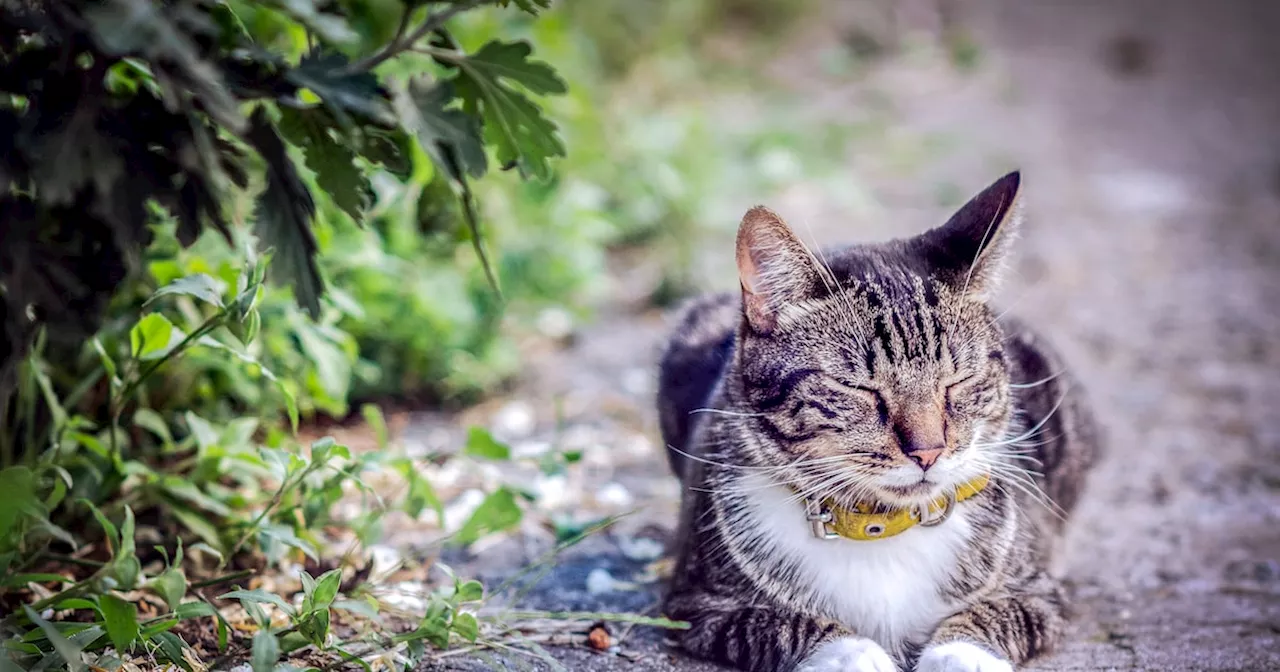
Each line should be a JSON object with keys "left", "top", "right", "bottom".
{"left": 913, "top": 171, "right": 1023, "bottom": 298}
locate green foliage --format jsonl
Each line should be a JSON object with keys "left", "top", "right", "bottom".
{"left": 0, "top": 0, "right": 568, "bottom": 405}
{"left": 0, "top": 267, "right": 560, "bottom": 670}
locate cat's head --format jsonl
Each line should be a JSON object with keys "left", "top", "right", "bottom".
{"left": 731, "top": 172, "right": 1023, "bottom": 510}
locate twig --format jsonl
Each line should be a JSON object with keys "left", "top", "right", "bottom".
{"left": 614, "top": 601, "right": 660, "bottom": 646}
{"left": 500, "top": 611, "right": 689, "bottom": 629}
{"left": 340, "top": 0, "right": 484, "bottom": 75}
{"left": 225, "top": 470, "right": 301, "bottom": 562}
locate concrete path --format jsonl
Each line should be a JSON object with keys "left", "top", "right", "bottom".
{"left": 419, "top": 1, "right": 1280, "bottom": 669}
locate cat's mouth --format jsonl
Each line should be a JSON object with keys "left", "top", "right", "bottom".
{"left": 881, "top": 480, "right": 936, "bottom": 497}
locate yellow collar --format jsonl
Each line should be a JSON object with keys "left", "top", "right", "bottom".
{"left": 803, "top": 473, "right": 991, "bottom": 541}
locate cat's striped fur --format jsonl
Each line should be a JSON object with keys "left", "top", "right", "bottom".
{"left": 657, "top": 173, "right": 1100, "bottom": 671}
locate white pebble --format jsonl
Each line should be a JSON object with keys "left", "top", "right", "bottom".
{"left": 597, "top": 482, "right": 634, "bottom": 508}
{"left": 443, "top": 489, "right": 486, "bottom": 532}
{"left": 617, "top": 536, "right": 665, "bottom": 562}
{"left": 587, "top": 568, "right": 619, "bottom": 594}
{"left": 368, "top": 545, "right": 402, "bottom": 581}
{"left": 493, "top": 401, "right": 536, "bottom": 439}
{"left": 536, "top": 307, "right": 575, "bottom": 341}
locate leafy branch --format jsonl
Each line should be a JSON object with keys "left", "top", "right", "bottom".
{"left": 341, "top": 0, "right": 487, "bottom": 75}
{"left": 0, "top": 0, "right": 567, "bottom": 400}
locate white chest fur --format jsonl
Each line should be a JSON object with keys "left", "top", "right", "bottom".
{"left": 735, "top": 474, "right": 974, "bottom": 654}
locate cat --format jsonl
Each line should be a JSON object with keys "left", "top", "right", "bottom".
{"left": 655, "top": 172, "right": 1100, "bottom": 672}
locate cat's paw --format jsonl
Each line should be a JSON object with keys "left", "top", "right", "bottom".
{"left": 797, "top": 637, "right": 899, "bottom": 672}
{"left": 916, "top": 641, "right": 1012, "bottom": 672}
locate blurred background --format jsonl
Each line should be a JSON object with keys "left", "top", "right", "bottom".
{"left": 7, "top": 0, "right": 1279, "bottom": 669}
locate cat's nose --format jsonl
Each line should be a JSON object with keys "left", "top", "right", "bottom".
{"left": 905, "top": 447, "right": 944, "bottom": 471}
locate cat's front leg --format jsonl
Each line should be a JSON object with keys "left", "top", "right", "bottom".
{"left": 915, "top": 640, "right": 1011, "bottom": 672}
{"left": 666, "top": 591, "right": 896, "bottom": 672}
{"left": 797, "top": 636, "right": 899, "bottom": 672}
{"left": 917, "top": 579, "right": 1067, "bottom": 672}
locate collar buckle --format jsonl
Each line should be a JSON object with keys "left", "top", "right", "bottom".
{"left": 803, "top": 497, "right": 840, "bottom": 540}
{"left": 911, "top": 490, "right": 957, "bottom": 527}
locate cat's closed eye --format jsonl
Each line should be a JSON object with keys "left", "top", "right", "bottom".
{"left": 826, "top": 378, "right": 888, "bottom": 423}
{"left": 944, "top": 374, "right": 987, "bottom": 412}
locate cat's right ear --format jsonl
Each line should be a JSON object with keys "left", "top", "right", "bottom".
{"left": 913, "top": 171, "right": 1023, "bottom": 298}
{"left": 736, "top": 206, "right": 820, "bottom": 334}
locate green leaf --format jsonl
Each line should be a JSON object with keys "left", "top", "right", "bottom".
{"left": 396, "top": 459, "right": 443, "bottom": 524}
{"left": 152, "top": 631, "right": 192, "bottom": 671}
{"left": 132, "top": 408, "right": 172, "bottom": 444}
{"left": 455, "top": 580, "right": 483, "bottom": 603}
{"left": 129, "top": 313, "right": 181, "bottom": 360}
{"left": 463, "top": 427, "right": 510, "bottom": 461}
{"left": 147, "top": 566, "right": 187, "bottom": 610}
{"left": 259, "top": 524, "right": 319, "bottom": 562}
{"left": 451, "top": 611, "right": 478, "bottom": 643}
{"left": 273, "top": 0, "right": 358, "bottom": 48}
{"left": 282, "top": 384, "right": 300, "bottom": 434}
{"left": 453, "top": 487, "right": 522, "bottom": 545}
{"left": 312, "top": 569, "right": 342, "bottom": 611}
{"left": 288, "top": 52, "right": 394, "bottom": 127}
{"left": 169, "top": 504, "right": 225, "bottom": 553}
{"left": 80, "top": 499, "right": 120, "bottom": 554}
{"left": 81, "top": 0, "right": 243, "bottom": 133}
{"left": 360, "top": 404, "right": 388, "bottom": 449}
{"left": 246, "top": 109, "right": 322, "bottom": 319}
{"left": 141, "top": 618, "right": 178, "bottom": 638}
{"left": 184, "top": 412, "right": 220, "bottom": 450}
{"left": 147, "top": 273, "right": 225, "bottom": 308}
{"left": 457, "top": 40, "right": 567, "bottom": 95}
{"left": 23, "top": 605, "right": 85, "bottom": 672}
{"left": 120, "top": 506, "right": 137, "bottom": 557}
{"left": 216, "top": 611, "right": 230, "bottom": 651}
{"left": 299, "top": 570, "right": 317, "bottom": 603}
{"left": 91, "top": 337, "right": 118, "bottom": 382}
{"left": 52, "top": 598, "right": 98, "bottom": 612}
{"left": 99, "top": 594, "right": 139, "bottom": 654}
{"left": 175, "top": 602, "right": 217, "bottom": 620}
{"left": 66, "top": 624, "right": 107, "bottom": 654}
{"left": 447, "top": 40, "right": 567, "bottom": 180}
{"left": 0, "top": 467, "right": 37, "bottom": 542}
{"left": 278, "top": 106, "right": 371, "bottom": 221}
{"left": 251, "top": 630, "right": 280, "bottom": 672}
{"left": 505, "top": 0, "right": 552, "bottom": 14}
{"left": 358, "top": 128, "right": 414, "bottom": 179}
{"left": 298, "top": 609, "right": 331, "bottom": 648}
{"left": 332, "top": 598, "right": 379, "bottom": 620}
{"left": 310, "top": 436, "right": 338, "bottom": 464}
{"left": 219, "top": 589, "right": 297, "bottom": 617}
{"left": 161, "top": 477, "right": 233, "bottom": 517}
{"left": 396, "top": 80, "right": 487, "bottom": 181}
{"left": 188, "top": 542, "right": 225, "bottom": 565}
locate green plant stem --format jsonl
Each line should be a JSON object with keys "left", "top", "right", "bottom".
{"left": 109, "top": 313, "right": 225, "bottom": 461}
{"left": 9, "top": 579, "right": 93, "bottom": 620}
{"left": 224, "top": 463, "right": 314, "bottom": 562}
{"left": 340, "top": 0, "right": 483, "bottom": 75}
{"left": 37, "top": 553, "right": 105, "bottom": 569}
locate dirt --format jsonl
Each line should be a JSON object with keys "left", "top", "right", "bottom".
{"left": 407, "top": 1, "right": 1280, "bottom": 670}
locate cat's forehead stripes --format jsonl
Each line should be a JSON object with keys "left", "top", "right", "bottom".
{"left": 826, "top": 274, "right": 951, "bottom": 379}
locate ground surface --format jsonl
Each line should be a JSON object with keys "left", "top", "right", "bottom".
{"left": 403, "top": 1, "right": 1280, "bottom": 670}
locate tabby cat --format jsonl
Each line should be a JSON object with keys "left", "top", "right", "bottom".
{"left": 656, "top": 172, "right": 1100, "bottom": 672}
